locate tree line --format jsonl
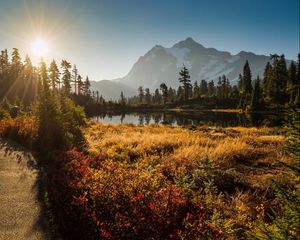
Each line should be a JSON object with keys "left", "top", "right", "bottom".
{"left": 1, "top": 48, "right": 299, "bottom": 113}
{"left": 126, "top": 54, "right": 300, "bottom": 110}
{"left": 0, "top": 48, "right": 109, "bottom": 109}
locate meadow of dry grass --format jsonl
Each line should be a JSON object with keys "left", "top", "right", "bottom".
{"left": 83, "top": 122, "right": 292, "bottom": 238}
{"left": 85, "top": 123, "right": 290, "bottom": 238}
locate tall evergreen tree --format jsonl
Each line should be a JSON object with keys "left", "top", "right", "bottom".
{"left": 277, "top": 55, "right": 289, "bottom": 103}
{"left": 83, "top": 76, "right": 91, "bottom": 96}
{"left": 145, "top": 88, "right": 151, "bottom": 104}
{"left": 22, "top": 55, "right": 36, "bottom": 104}
{"left": 39, "top": 58, "right": 49, "bottom": 89}
{"left": 11, "top": 48, "right": 21, "bottom": 69}
{"left": 0, "top": 49, "right": 9, "bottom": 74}
{"left": 237, "top": 74, "right": 243, "bottom": 92}
{"left": 77, "top": 75, "right": 83, "bottom": 95}
{"left": 287, "top": 61, "right": 297, "bottom": 104}
{"left": 72, "top": 65, "right": 78, "bottom": 95}
{"left": 242, "top": 60, "right": 252, "bottom": 94}
{"left": 160, "top": 83, "right": 168, "bottom": 105}
{"left": 168, "top": 87, "right": 176, "bottom": 102}
{"left": 216, "top": 77, "right": 222, "bottom": 99}
{"left": 49, "top": 59, "right": 60, "bottom": 91}
{"left": 250, "top": 76, "right": 261, "bottom": 110}
{"left": 294, "top": 53, "right": 300, "bottom": 106}
{"left": 238, "top": 60, "right": 252, "bottom": 108}
{"left": 193, "top": 81, "right": 200, "bottom": 98}
{"left": 119, "top": 91, "right": 126, "bottom": 106}
{"left": 61, "top": 60, "right": 72, "bottom": 95}
{"left": 199, "top": 79, "right": 208, "bottom": 96}
{"left": 154, "top": 88, "right": 161, "bottom": 104}
{"left": 208, "top": 80, "right": 215, "bottom": 96}
{"left": 270, "top": 54, "right": 281, "bottom": 105}
{"left": 177, "top": 86, "right": 184, "bottom": 101}
{"left": 262, "top": 62, "right": 273, "bottom": 101}
{"left": 178, "top": 65, "right": 192, "bottom": 101}
{"left": 138, "top": 86, "right": 144, "bottom": 103}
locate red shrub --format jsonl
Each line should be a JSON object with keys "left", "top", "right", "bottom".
{"left": 47, "top": 149, "right": 224, "bottom": 240}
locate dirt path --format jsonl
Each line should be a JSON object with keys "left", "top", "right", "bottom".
{"left": 0, "top": 139, "right": 49, "bottom": 240}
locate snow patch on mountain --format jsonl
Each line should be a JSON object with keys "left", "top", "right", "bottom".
{"left": 145, "top": 53, "right": 157, "bottom": 61}
{"left": 227, "top": 55, "right": 240, "bottom": 63}
{"left": 165, "top": 47, "right": 191, "bottom": 67}
{"left": 197, "top": 59, "right": 219, "bottom": 77}
{"left": 161, "top": 62, "right": 173, "bottom": 72}
{"left": 210, "top": 67, "right": 234, "bottom": 79}
{"left": 200, "top": 63, "right": 227, "bottom": 78}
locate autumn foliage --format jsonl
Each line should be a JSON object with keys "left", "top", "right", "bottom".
{"left": 47, "top": 148, "right": 224, "bottom": 240}
{"left": 45, "top": 123, "right": 293, "bottom": 239}
{"left": 0, "top": 116, "right": 38, "bottom": 148}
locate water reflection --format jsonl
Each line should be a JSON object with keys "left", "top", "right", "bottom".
{"left": 92, "top": 111, "right": 286, "bottom": 127}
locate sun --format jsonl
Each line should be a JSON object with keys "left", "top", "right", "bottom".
{"left": 30, "top": 38, "right": 48, "bottom": 56}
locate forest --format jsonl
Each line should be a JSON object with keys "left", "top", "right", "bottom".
{"left": 0, "top": 47, "right": 299, "bottom": 240}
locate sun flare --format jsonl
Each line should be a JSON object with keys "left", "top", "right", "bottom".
{"left": 30, "top": 38, "right": 48, "bottom": 56}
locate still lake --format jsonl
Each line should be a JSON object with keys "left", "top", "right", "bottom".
{"left": 92, "top": 111, "right": 286, "bottom": 127}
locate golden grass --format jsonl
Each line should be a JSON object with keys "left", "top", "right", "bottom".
{"left": 84, "top": 123, "right": 293, "bottom": 236}
{"left": 85, "top": 123, "right": 291, "bottom": 191}
{"left": 86, "top": 123, "right": 288, "bottom": 168}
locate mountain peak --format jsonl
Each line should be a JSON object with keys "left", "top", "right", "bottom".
{"left": 173, "top": 37, "right": 204, "bottom": 49}
{"left": 184, "top": 37, "right": 196, "bottom": 43}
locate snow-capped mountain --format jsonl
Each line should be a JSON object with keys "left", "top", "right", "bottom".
{"left": 91, "top": 37, "right": 277, "bottom": 99}
{"left": 120, "top": 37, "right": 271, "bottom": 89}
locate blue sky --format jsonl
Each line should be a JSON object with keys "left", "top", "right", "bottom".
{"left": 0, "top": 0, "right": 299, "bottom": 80}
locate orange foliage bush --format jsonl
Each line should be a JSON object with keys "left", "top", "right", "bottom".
{"left": 0, "top": 116, "right": 38, "bottom": 148}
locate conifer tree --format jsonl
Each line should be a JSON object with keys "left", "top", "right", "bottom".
{"left": 145, "top": 88, "right": 151, "bottom": 104}
{"left": 177, "top": 86, "right": 184, "bottom": 101}
{"left": 242, "top": 60, "right": 252, "bottom": 94}
{"left": 277, "top": 55, "right": 288, "bottom": 103}
{"left": 77, "top": 75, "right": 83, "bottom": 95}
{"left": 61, "top": 59, "right": 72, "bottom": 95}
{"left": 216, "top": 77, "right": 222, "bottom": 99}
{"left": 37, "top": 59, "right": 63, "bottom": 151}
{"left": 22, "top": 55, "right": 37, "bottom": 104}
{"left": 138, "top": 86, "right": 144, "bottom": 103}
{"left": 193, "top": 81, "right": 199, "bottom": 98}
{"left": 237, "top": 74, "right": 243, "bottom": 92}
{"left": 120, "top": 91, "right": 126, "bottom": 106}
{"left": 160, "top": 83, "right": 168, "bottom": 105}
{"left": 287, "top": 61, "right": 297, "bottom": 104}
{"left": 200, "top": 79, "right": 208, "bottom": 96}
{"left": 270, "top": 54, "right": 281, "bottom": 105}
{"left": 39, "top": 59, "right": 49, "bottom": 89}
{"left": 178, "top": 65, "right": 191, "bottom": 101}
{"left": 168, "top": 87, "right": 175, "bottom": 102}
{"left": 250, "top": 76, "right": 261, "bottom": 110}
{"left": 208, "top": 80, "right": 215, "bottom": 96}
{"left": 154, "top": 88, "right": 161, "bottom": 104}
{"left": 49, "top": 59, "right": 60, "bottom": 91}
{"left": 262, "top": 62, "right": 273, "bottom": 101}
{"left": 72, "top": 65, "right": 78, "bottom": 95}
{"left": 294, "top": 53, "right": 300, "bottom": 106}
{"left": 238, "top": 60, "right": 252, "bottom": 108}
{"left": 84, "top": 76, "right": 91, "bottom": 96}
{"left": 0, "top": 49, "right": 9, "bottom": 74}
{"left": 11, "top": 48, "right": 21, "bottom": 69}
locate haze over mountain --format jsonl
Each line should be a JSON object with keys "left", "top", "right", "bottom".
{"left": 90, "top": 37, "right": 282, "bottom": 100}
